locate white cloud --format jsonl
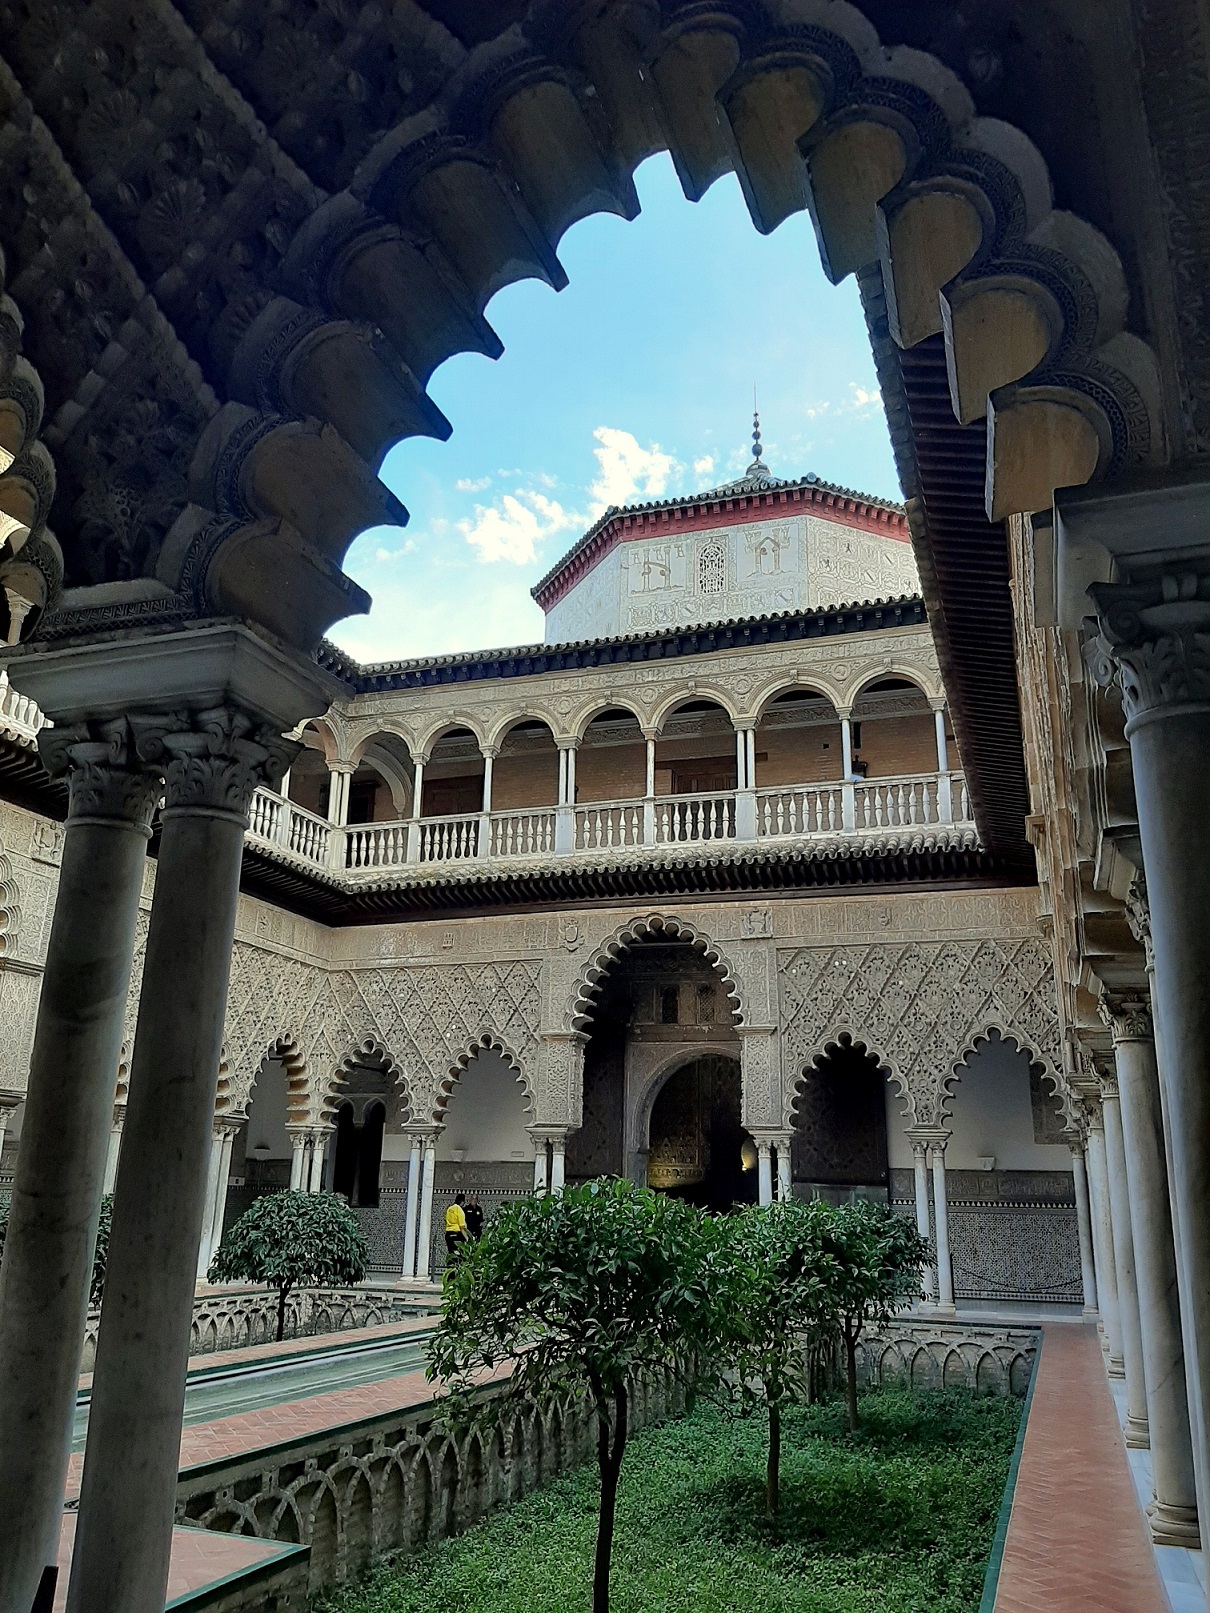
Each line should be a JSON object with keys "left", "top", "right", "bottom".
{"left": 692, "top": 454, "right": 715, "bottom": 481}
{"left": 588, "top": 427, "right": 681, "bottom": 515}
{"left": 454, "top": 475, "right": 492, "bottom": 493}
{"left": 458, "top": 488, "right": 575, "bottom": 566}
{"left": 848, "top": 384, "right": 881, "bottom": 412}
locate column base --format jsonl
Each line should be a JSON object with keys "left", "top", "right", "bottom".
{"left": 1082, "top": 1305, "right": 1100, "bottom": 1320}
{"left": 1147, "top": 1499, "right": 1201, "bottom": 1549}
{"left": 1124, "top": 1414, "right": 1150, "bottom": 1449}
{"left": 1107, "top": 1355, "right": 1126, "bottom": 1378}
{"left": 932, "top": 1303, "right": 957, "bottom": 1318}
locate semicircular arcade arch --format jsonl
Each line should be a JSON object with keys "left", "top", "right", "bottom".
{"left": 569, "top": 697, "right": 649, "bottom": 744}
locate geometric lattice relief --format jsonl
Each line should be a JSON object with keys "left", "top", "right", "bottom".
{"left": 222, "top": 948, "right": 543, "bottom": 1121}
{"left": 779, "top": 937, "right": 1062, "bottom": 1129}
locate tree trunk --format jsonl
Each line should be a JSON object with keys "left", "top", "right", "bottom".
{"left": 766, "top": 1399, "right": 780, "bottom": 1521}
{"left": 593, "top": 1383, "right": 628, "bottom": 1613}
{"left": 276, "top": 1281, "right": 291, "bottom": 1344}
{"left": 844, "top": 1322, "right": 859, "bottom": 1433}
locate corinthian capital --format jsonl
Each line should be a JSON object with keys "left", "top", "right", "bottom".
{"left": 131, "top": 705, "right": 299, "bottom": 824}
{"left": 1086, "top": 570, "right": 1210, "bottom": 727}
{"left": 38, "top": 717, "right": 163, "bottom": 833}
{"left": 1098, "top": 988, "right": 1153, "bottom": 1046}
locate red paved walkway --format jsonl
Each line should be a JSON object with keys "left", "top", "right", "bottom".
{"left": 53, "top": 1515, "right": 301, "bottom": 1611}
{"left": 995, "top": 1324, "right": 1167, "bottom": 1613}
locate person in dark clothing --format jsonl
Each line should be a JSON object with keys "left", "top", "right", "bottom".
{"left": 465, "top": 1195, "right": 484, "bottom": 1240}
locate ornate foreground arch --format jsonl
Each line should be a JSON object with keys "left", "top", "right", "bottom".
{"left": 789, "top": 1030, "right": 916, "bottom": 1126}
{"left": 777, "top": 934, "right": 1062, "bottom": 1129}
{"left": 320, "top": 1037, "right": 413, "bottom": 1126}
{"left": 944, "top": 1025, "right": 1070, "bottom": 1129}
{"left": 433, "top": 1032, "right": 536, "bottom": 1126}
{"left": 567, "top": 912, "right": 746, "bottom": 1031}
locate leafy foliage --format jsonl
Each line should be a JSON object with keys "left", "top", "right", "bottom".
{"left": 823, "top": 1201, "right": 930, "bottom": 1431}
{"left": 317, "top": 1390, "right": 1021, "bottom": 1613}
{"left": 0, "top": 1192, "right": 111, "bottom": 1306}
{"left": 208, "top": 1190, "right": 368, "bottom": 1340}
{"left": 430, "top": 1179, "right": 725, "bottom": 1613}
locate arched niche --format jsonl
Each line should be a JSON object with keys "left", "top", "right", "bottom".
{"left": 646, "top": 1053, "right": 753, "bottom": 1211}
{"left": 329, "top": 1045, "right": 410, "bottom": 1214}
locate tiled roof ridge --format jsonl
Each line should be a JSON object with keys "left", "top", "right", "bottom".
{"left": 316, "top": 593, "right": 925, "bottom": 687}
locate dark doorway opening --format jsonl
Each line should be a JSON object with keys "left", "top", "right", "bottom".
{"left": 648, "top": 1056, "right": 755, "bottom": 1211}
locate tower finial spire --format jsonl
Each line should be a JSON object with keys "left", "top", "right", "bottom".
{"left": 746, "top": 387, "right": 769, "bottom": 478}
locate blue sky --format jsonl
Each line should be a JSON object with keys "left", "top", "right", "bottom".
{"left": 331, "top": 153, "right": 900, "bottom": 664}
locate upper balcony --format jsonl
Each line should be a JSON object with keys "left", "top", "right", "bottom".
{"left": 247, "top": 680, "right": 975, "bottom": 888}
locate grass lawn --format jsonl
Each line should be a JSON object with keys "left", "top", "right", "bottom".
{"left": 319, "top": 1388, "right": 1022, "bottom": 1613}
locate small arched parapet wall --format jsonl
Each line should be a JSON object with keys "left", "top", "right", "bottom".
{"left": 431, "top": 1031, "right": 535, "bottom": 1127}
{"left": 787, "top": 1030, "right": 918, "bottom": 1131}
{"left": 320, "top": 1036, "right": 413, "bottom": 1126}
{"left": 942, "top": 1022, "right": 1073, "bottom": 1132}
{"left": 568, "top": 912, "right": 746, "bottom": 1034}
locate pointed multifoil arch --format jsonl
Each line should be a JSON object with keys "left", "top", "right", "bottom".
{"left": 943, "top": 1021, "right": 1072, "bottom": 1131}
{"left": 567, "top": 912, "right": 746, "bottom": 1032}
{"left": 787, "top": 1028, "right": 916, "bottom": 1129}
{"left": 320, "top": 1035, "right": 413, "bottom": 1126}
{"left": 431, "top": 1031, "right": 535, "bottom": 1127}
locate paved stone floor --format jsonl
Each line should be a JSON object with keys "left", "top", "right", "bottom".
{"left": 53, "top": 1514, "right": 304, "bottom": 1610}
{"left": 994, "top": 1324, "right": 1168, "bottom": 1613}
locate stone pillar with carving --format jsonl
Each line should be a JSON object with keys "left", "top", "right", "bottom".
{"left": 1088, "top": 561, "right": 1210, "bottom": 1513}
{"left": 1101, "top": 990, "right": 1199, "bottom": 1543}
{"left": 1084, "top": 1097, "right": 1124, "bottom": 1375}
{"left": 0, "top": 718, "right": 161, "bottom": 1613}
{"left": 69, "top": 646, "right": 330, "bottom": 1613}
{"left": 738, "top": 1024, "right": 780, "bottom": 1141}
{"left": 1098, "top": 1065, "right": 1150, "bottom": 1448}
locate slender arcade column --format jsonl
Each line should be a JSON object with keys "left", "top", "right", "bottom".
{"left": 1086, "top": 1112, "right": 1124, "bottom": 1373}
{"left": 0, "top": 724, "right": 159, "bottom": 1613}
{"left": 1101, "top": 1072, "right": 1150, "bottom": 1447}
{"left": 415, "top": 1138, "right": 437, "bottom": 1281}
{"left": 910, "top": 1140, "right": 937, "bottom": 1303}
{"left": 1069, "top": 1141, "right": 1099, "bottom": 1315}
{"left": 288, "top": 1129, "right": 307, "bottom": 1191}
{"left": 103, "top": 1105, "right": 125, "bottom": 1195}
{"left": 401, "top": 1135, "right": 422, "bottom": 1280}
{"left": 68, "top": 705, "right": 297, "bottom": 1613}
{"left": 757, "top": 1141, "right": 773, "bottom": 1208}
{"left": 306, "top": 1127, "right": 328, "bottom": 1192}
{"left": 550, "top": 1135, "right": 566, "bottom": 1194}
{"left": 774, "top": 1136, "right": 792, "bottom": 1204}
{"left": 1102, "top": 992, "right": 1199, "bottom": 1542}
{"left": 533, "top": 1136, "right": 549, "bottom": 1194}
{"left": 931, "top": 1143, "right": 955, "bottom": 1312}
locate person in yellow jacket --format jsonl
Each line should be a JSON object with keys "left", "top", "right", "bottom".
{"left": 444, "top": 1193, "right": 468, "bottom": 1262}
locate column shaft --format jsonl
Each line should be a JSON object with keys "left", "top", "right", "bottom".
{"left": 416, "top": 1142, "right": 436, "bottom": 1281}
{"left": 1102, "top": 1087, "right": 1150, "bottom": 1446}
{"left": 533, "top": 1140, "right": 548, "bottom": 1194}
{"left": 550, "top": 1138, "right": 566, "bottom": 1194}
{"left": 757, "top": 1142, "right": 773, "bottom": 1208}
{"left": 195, "top": 1128, "right": 224, "bottom": 1280}
{"left": 401, "top": 1140, "right": 422, "bottom": 1280}
{"left": 1087, "top": 1122, "right": 1124, "bottom": 1373}
{"left": 734, "top": 728, "right": 746, "bottom": 788}
{"left": 775, "top": 1141, "right": 792, "bottom": 1204}
{"left": 933, "top": 707, "right": 949, "bottom": 772}
{"left": 931, "top": 1149, "right": 954, "bottom": 1311}
{"left": 306, "top": 1130, "right": 327, "bottom": 1192}
{"left": 1070, "top": 1145, "right": 1099, "bottom": 1315}
{"left": 68, "top": 788, "right": 252, "bottom": 1613}
{"left": 1113, "top": 1023, "right": 1199, "bottom": 1541}
{"left": 911, "top": 1143, "right": 936, "bottom": 1302}
{"left": 0, "top": 753, "right": 155, "bottom": 1613}
{"left": 288, "top": 1134, "right": 306, "bottom": 1191}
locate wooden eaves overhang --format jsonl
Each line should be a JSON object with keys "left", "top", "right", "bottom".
{"left": 860, "top": 268, "right": 1035, "bottom": 877}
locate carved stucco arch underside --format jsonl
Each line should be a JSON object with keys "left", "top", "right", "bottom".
{"left": 321, "top": 1036, "right": 412, "bottom": 1126}
{"left": 777, "top": 934, "right": 1062, "bottom": 1130}
{"left": 567, "top": 912, "right": 746, "bottom": 1033}
{"left": 0, "top": 842, "right": 19, "bottom": 960}
{"left": 432, "top": 1032, "right": 536, "bottom": 1128}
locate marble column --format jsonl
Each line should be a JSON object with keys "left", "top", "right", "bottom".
{"left": 1086, "top": 1109, "right": 1124, "bottom": 1374}
{"left": 757, "top": 1140, "right": 773, "bottom": 1208}
{"left": 1100, "top": 1071, "right": 1150, "bottom": 1447}
{"left": 401, "top": 1134, "right": 422, "bottom": 1280}
{"left": 532, "top": 1134, "right": 549, "bottom": 1194}
{"left": 415, "top": 1137, "right": 437, "bottom": 1281}
{"left": 306, "top": 1126, "right": 328, "bottom": 1192}
{"left": 103, "top": 1103, "right": 125, "bottom": 1196}
{"left": 1102, "top": 992, "right": 1199, "bottom": 1543}
{"left": 550, "top": 1134, "right": 566, "bottom": 1194}
{"left": 643, "top": 733, "right": 656, "bottom": 844}
{"left": 1089, "top": 561, "right": 1210, "bottom": 1523}
{"left": 910, "top": 1139, "right": 937, "bottom": 1304}
{"left": 1069, "top": 1139, "right": 1099, "bottom": 1316}
{"left": 0, "top": 722, "right": 160, "bottom": 1613}
{"left": 774, "top": 1134, "right": 793, "bottom": 1203}
{"left": 931, "top": 1141, "right": 955, "bottom": 1313}
{"left": 68, "top": 699, "right": 302, "bottom": 1613}
{"left": 931, "top": 701, "right": 952, "bottom": 823}
{"left": 195, "top": 1124, "right": 227, "bottom": 1281}
{"left": 288, "top": 1128, "right": 307, "bottom": 1191}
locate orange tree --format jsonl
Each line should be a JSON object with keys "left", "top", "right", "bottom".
{"left": 428, "top": 1178, "right": 725, "bottom": 1613}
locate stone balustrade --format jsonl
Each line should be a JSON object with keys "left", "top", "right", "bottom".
{"left": 0, "top": 669, "right": 43, "bottom": 746}
{"left": 249, "top": 769, "right": 974, "bottom": 881}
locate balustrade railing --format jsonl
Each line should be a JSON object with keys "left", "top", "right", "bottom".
{"left": 246, "top": 770, "right": 974, "bottom": 878}
{"left": 0, "top": 669, "right": 43, "bottom": 742}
